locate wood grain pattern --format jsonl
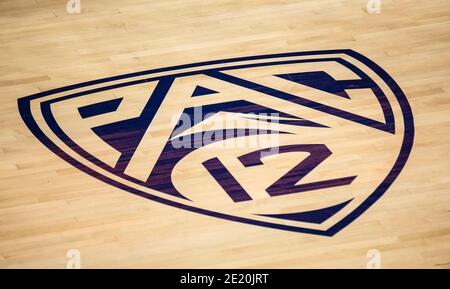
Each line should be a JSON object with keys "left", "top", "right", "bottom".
{"left": 0, "top": 0, "right": 449, "bottom": 268}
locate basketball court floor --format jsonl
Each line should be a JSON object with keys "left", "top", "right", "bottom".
{"left": 0, "top": 0, "right": 449, "bottom": 268}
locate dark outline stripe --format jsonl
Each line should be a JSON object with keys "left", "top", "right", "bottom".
{"left": 17, "top": 49, "right": 414, "bottom": 236}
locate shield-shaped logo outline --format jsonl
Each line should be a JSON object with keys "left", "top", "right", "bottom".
{"left": 18, "top": 50, "right": 414, "bottom": 236}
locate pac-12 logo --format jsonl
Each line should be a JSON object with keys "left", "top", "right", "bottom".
{"left": 19, "top": 50, "right": 414, "bottom": 236}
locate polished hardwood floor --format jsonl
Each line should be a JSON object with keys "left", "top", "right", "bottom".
{"left": 0, "top": 0, "right": 449, "bottom": 268}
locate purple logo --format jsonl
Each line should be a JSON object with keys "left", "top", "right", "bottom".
{"left": 18, "top": 50, "right": 414, "bottom": 236}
